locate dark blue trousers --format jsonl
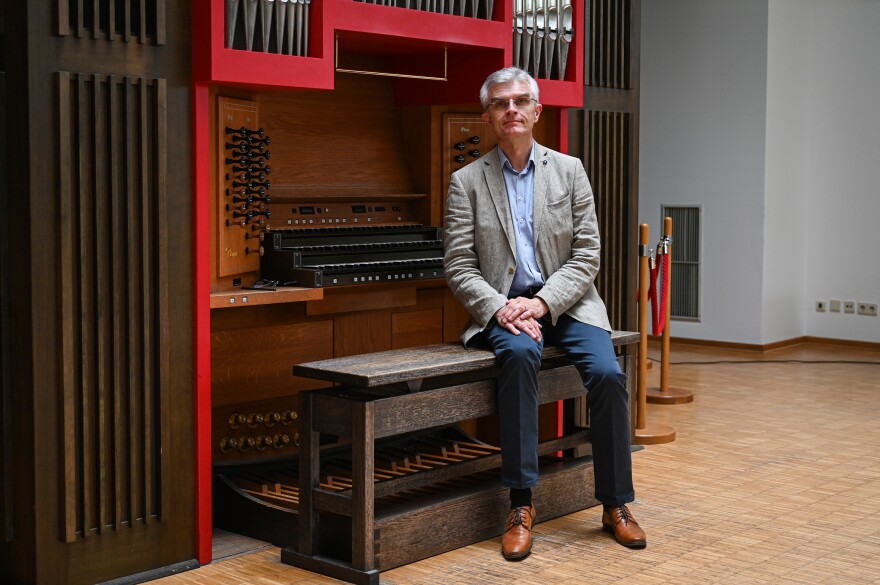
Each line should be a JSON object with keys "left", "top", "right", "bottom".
{"left": 478, "top": 314, "right": 635, "bottom": 506}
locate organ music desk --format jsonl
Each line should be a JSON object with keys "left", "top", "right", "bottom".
{"left": 282, "top": 332, "right": 639, "bottom": 585}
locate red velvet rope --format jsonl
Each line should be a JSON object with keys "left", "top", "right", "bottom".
{"left": 648, "top": 245, "right": 670, "bottom": 336}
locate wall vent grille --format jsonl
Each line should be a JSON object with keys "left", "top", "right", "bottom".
{"left": 661, "top": 205, "right": 700, "bottom": 320}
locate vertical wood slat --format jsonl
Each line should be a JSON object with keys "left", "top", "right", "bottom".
{"left": 140, "top": 0, "right": 148, "bottom": 43}
{"left": 597, "top": 0, "right": 604, "bottom": 86}
{"left": 618, "top": 113, "right": 627, "bottom": 324}
{"left": 607, "top": 0, "right": 612, "bottom": 87}
{"left": 598, "top": 109, "right": 607, "bottom": 315}
{"left": 619, "top": 0, "right": 625, "bottom": 88}
{"left": 109, "top": 76, "right": 126, "bottom": 532}
{"left": 157, "top": 0, "right": 167, "bottom": 45}
{"left": 93, "top": 73, "right": 110, "bottom": 535}
{"left": 126, "top": 77, "right": 142, "bottom": 527}
{"left": 76, "top": 0, "right": 85, "bottom": 37}
{"left": 58, "top": 0, "right": 70, "bottom": 35}
{"left": 77, "top": 73, "right": 95, "bottom": 538}
{"left": 58, "top": 71, "right": 80, "bottom": 544}
{"left": 609, "top": 111, "right": 618, "bottom": 324}
{"left": 108, "top": 0, "right": 116, "bottom": 41}
{"left": 609, "top": 112, "right": 619, "bottom": 325}
{"left": 615, "top": 0, "right": 621, "bottom": 88}
{"left": 58, "top": 73, "right": 165, "bottom": 540}
{"left": 124, "top": 0, "right": 132, "bottom": 42}
{"left": 155, "top": 77, "right": 169, "bottom": 520}
{"left": 586, "top": 0, "right": 602, "bottom": 85}
{"left": 0, "top": 71, "right": 12, "bottom": 543}
{"left": 140, "top": 79, "right": 154, "bottom": 523}
{"left": 91, "top": 0, "right": 100, "bottom": 39}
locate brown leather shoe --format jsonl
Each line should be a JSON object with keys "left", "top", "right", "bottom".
{"left": 602, "top": 504, "right": 646, "bottom": 548}
{"left": 501, "top": 505, "right": 536, "bottom": 560}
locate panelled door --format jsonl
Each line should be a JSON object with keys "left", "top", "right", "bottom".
{"left": 0, "top": 2, "right": 195, "bottom": 583}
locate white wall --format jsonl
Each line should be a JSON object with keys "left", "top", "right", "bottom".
{"left": 761, "top": 0, "right": 811, "bottom": 343}
{"left": 640, "top": 0, "right": 880, "bottom": 344}
{"left": 639, "top": 0, "right": 770, "bottom": 344}
{"left": 802, "top": 0, "right": 880, "bottom": 343}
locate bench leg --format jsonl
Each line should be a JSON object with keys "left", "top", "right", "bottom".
{"left": 352, "top": 401, "right": 376, "bottom": 571}
{"left": 299, "top": 391, "right": 320, "bottom": 556}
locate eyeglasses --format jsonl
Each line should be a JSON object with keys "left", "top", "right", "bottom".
{"left": 487, "top": 96, "right": 538, "bottom": 112}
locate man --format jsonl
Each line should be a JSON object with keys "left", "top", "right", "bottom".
{"left": 443, "top": 67, "right": 646, "bottom": 561}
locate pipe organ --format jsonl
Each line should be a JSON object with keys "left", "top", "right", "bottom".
{"left": 207, "top": 4, "right": 578, "bottom": 581}
{"left": 1, "top": 1, "right": 648, "bottom": 583}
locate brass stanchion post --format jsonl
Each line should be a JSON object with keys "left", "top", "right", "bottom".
{"left": 647, "top": 216, "right": 694, "bottom": 404}
{"left": 635, "top": 223, "right": 675, "bottom": 445}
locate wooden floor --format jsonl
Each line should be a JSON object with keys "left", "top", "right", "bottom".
{"left": 157, "top": 340, "right": 880, "bottom": 584}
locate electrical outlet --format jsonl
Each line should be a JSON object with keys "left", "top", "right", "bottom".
{"left": 844, "top": 301, "right": 856, "bottom": 314}
{"left": 858, "top": 303, "right": 877, "bottom": 316}
{"left": 829, "top": 299, "right": 841, "bottom": 312}
{"left": 815, "top": 300, "right": 826, "bottom": 312}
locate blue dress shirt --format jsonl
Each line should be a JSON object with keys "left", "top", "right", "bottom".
{"left": 498, "top": 145, "right": 544, "bottom": 297}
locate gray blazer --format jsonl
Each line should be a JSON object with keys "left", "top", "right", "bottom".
{"left": 443, "top": 143, "right": 612, "bottom": 346}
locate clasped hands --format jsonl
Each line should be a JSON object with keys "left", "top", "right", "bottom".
{"left": 495, "top": 296, "right": 549, "bottom": 342}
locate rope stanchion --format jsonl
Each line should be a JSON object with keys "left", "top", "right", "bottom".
{"left": 634, "top": 223, "right": 675, "bottom": 446}
{"left": 647, "top": 217, "right": 694, "bottom": 405}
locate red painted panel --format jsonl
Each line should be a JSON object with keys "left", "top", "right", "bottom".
{"left": 193, "top": 0, "right": 584, "bottom": 106}
{"left": 192, "top": 81, "right": 213, "bottom": 565}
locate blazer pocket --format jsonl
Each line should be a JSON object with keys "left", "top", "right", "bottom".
{"left": 545, "top": 192, "right": 572, "bottom": 215}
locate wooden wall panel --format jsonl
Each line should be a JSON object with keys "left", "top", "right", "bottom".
{"left": 306, "top": 285, "right": 417, "bottom": 317}
{"left": 335, "top": 309, "right": 394, "bottom": 358}
{"left": 57, "top": 72, "right": 167, "bottom": 542}
{"left": 2, "top": 1, "right": 193, "bottom": 582}
{"left": 392, "top": 308, "right": 444, "bottom": 349}
{"left": 211, "top": 319, "right": 334, "bottom": 408}
{"left": 257, "top": 75, "right": 416, "bottom": 199}
{"left": 0, "top": 71, "right": 11, "bottom": 544}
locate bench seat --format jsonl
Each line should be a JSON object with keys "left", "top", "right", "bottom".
{"left": 282, "top": 331, "right": 640, "bottom": 585}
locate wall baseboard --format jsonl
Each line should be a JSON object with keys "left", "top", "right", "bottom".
{"left": 647, "top": 335, "right": 880, "bottom": 352}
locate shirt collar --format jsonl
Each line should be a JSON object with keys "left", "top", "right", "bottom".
{"left": 498, "top": 142, "right": 536, "bottom": 175}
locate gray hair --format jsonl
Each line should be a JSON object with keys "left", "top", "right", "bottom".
{"left": 479, "top": 67, "right": 541, "bottom": 110}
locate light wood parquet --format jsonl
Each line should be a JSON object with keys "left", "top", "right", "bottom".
{"left": 156, "top": 341, "right": 880, "bottom": 584}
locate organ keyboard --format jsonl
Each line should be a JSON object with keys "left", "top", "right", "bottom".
{"left": 259, "top": 225, "right": 444, "bottom": 287}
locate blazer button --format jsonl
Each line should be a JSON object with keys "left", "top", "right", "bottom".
{"left": 508, "top": 267, "right": 515, "bottom": 274}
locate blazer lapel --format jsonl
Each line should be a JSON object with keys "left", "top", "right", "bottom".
{"left": 483, "top": 147, "right": 516, "bottom": 256}
{"left": 532, "top": 143, "right": 551, "bottom": 251}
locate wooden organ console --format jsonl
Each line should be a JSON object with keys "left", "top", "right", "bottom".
{"left": 202, "top": 1, "right": 606, "bottom": 583}
{"left": 259, "top": 222, "right": 444, "bottom": 288}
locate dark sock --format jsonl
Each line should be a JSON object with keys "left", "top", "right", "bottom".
{"left": 510, "top": 487, "right": 532, "bottom": 508}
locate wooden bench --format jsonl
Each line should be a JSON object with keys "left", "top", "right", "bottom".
{"left": 282, "top": 331, "right": 640, "bottom": 585}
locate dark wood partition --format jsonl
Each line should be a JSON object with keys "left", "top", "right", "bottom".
{"left": 570, "top": 0, "right": 641, "bottom": 331}
{"left": 0, "top": 2, "right": 195, "bottom": 584}
{"left": 0, "top": 66, "right": 12, "bottom": 546}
